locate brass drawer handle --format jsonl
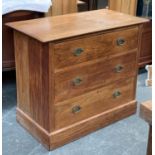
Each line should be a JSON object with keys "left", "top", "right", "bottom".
{"left": 117, "top": 38, "right": 126, "bottom": 46}
{"left": 73, "top": 77, "right": 83, "bottom": 86}
{"left": 113, "top": 91, "right": 121, "bottom": 98}
{"left": 72, "top": 105, "right": 81, "bottom": 114}
{"left": 114, "top": 65, "right": 124, "bottom": 73}
{"left": 73, "top": 48, "right": 84, "bottom": 56}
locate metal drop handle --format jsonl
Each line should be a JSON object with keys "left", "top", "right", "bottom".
{"left": 73, "top": 48, "right": 84, "bottom": 56}
{"left": 72, "top": 105, "right": 81, "bottom": 114}
{"left": 113, "top": 91, "right": 121, "bottom": 98}
{"left": 114, "top": 65, "right": 124, "bottom": 73}
{"left": 117, "top": 38, "right": 126, "bottom": 46}
{"left": 73, "top": 77, "right": 83, "bottom": 86}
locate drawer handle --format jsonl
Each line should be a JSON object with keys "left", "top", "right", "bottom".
{"left": 113, "top": 91, "right": 121, "bottom": 98}
{"left": 117, "top": 38, "right": 126, "bottom": 46}
{"left": 72, "top": 105, "right": 81, "bottom": 114}
{"left": 73, "top": 48, "right": 84, "bottom": 56}
{"left": 73, "top": 77, "right": 83, "bottom": 86}
{"left": 114, "top": 65, "right": 124, "bottom": 73}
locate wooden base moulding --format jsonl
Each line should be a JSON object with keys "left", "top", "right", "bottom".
{"left": 17, "top": 100, "right": 136, "bottom": 150}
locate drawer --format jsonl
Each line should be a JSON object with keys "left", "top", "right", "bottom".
{"left": 54, "top": 52, "right": 137, "bottom": 102}
{"left": 53, "top": 27, "right": 138, "bottom": 69}
{"left": 54, "top": 78, "right": 136, "bottom": 129}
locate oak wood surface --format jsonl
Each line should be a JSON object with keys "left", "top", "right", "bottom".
{"left": 109, "top": 0, "right": 138, "bottom": 15}
{"left": 2, "top": 11, "right": 43, "bottom": 70}
{"left": 140, "top": 101, "right": 152, "bottom": 155}
{"left": 140, "top": 100, "right": 152, "bottom": 125}
{"left": 108, "top": 1, "right": 152, "bottom": 67}
{"left": 45, "top": 1, "right": 87, "bottom": 17}
{"left": 10, "top": 10, "right": 146, "bottom": 150}
{"left": 16, "top": 108, "right": 50, "bottom": 149}
{"left": 51, "top": 101, "right": 136, "bottom": 149}
{"left": 14, "top": 31, "right": 51, "bottom": 131}
{"left": 54, "top": 52, "right": 137, "bottom": 102}
{"left": 54, "top": 78, "right": 135, "bottom": 129}
{"left": 53, "top": 26, "right": 138, "bottom": 69}
{"left": 6, "top": 9, "right": 148, "bottom": 42}
{"left": 52, "top": 0, "right": 77, "bottom": 16}
{"left": 17, "top": 100, "right": 136, "bottom": 150}
{"left": 139, "top": 20, "right": 152, "bottom": 67}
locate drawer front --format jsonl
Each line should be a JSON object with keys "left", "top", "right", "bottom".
{"left": 54, "top": 52, "right": 137, "bottom": 102}
{"left": 54, "top": 78, "right": 136, "bottom": 129}
{"left": 53, "top": 27, "right": 138, "bottom": 69}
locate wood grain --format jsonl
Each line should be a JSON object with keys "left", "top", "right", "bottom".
{"left": 109, "top": 0, "right": 138, "bottom": 15}
{"left": 52, "top": 0, "right": 63, "bottom": 16}
{"left": 140, "top": 100, "right": 152, "bottom": 125}
{"left": 50, "top": 100, "right": 136, "bottom": 149}
{"left": 16, "top": 108, "right": 50, "bottom": 150}
{"left": 54, "top": 78, "right": 135, "bottom": 129}
{"left": 16, "top": 100, "right": 137, "bottom": 150}
{"left": 14, "top": 31, "right": 51, "bottom": 131}
{"left": 53, "top": 26, "right": 138, "bottom": 69}
{"left": 109, "top": 0, "right": 122, "bottom": 12}
{"left": 45, "top": 1, "right": 87, "bottom": 17}
{"left": 14, "top": 31, "right": 30, "bottom": 114}
{"left": 49, "top": 43, "right": 56, "bottom": 131}
{"left": 54, "top": 52, "right": 137, "bottom": 102}
{"left": 62, "top": 0, "right": 77, "bottom": 14}
{"left": 10, "top": 9, "right": 146, "bottom": 150}
{"left": 52, "top": 0, "right": 77, "bottom": 16}
{"left": 6, "top": 9, "right": 148, "bottom": 42}
{"left": 2, "top": 11, "right": 43, "bottom": 70}
{"left": 139, "top": 20, "right": 152, "bottom": 67}
{"left": 140, "top": 101, "right": 152, "bottom": 155}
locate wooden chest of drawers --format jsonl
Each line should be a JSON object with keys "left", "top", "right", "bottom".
{"left": 7, "top": 9, "right": 148, "bottom": 150}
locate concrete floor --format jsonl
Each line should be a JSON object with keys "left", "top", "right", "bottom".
{"left": 2, "top": 70, "right": 152, "bottom": 155}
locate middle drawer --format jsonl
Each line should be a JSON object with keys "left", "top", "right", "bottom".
{"left": 54, "top": 52, "right": 137, "bottom": 102}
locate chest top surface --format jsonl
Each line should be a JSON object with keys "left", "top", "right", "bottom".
{"left": 6, "top": 9, "right": 148, "bottom": 42}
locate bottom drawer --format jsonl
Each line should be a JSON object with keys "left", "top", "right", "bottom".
{"left": 54, "top": 78, "right": 136, "bottom": 129}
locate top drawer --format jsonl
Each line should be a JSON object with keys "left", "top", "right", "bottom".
{"left": 53, "top": 27, "right": 139, "bottom": 69}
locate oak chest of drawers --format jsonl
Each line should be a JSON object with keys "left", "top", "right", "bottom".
{"left": 7, "top": 9, "right": 148, "bottom": 150}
